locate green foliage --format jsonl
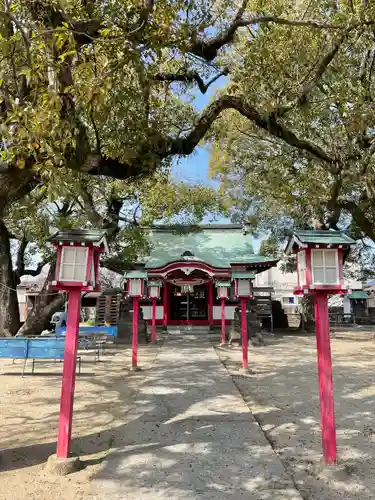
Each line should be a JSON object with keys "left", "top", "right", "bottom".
{"left": 210, "top": 0, "right": 375, "bottom": 251}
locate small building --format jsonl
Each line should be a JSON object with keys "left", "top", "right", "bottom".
{"left": 344, "top": 281, "right": 369, "bottom": 317}
{"left": 131, "top": 224, "right": 278, "bottom": 330}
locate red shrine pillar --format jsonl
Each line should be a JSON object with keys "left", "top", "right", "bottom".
{"left": 221, "top": 298, "right": 226, "bottom": 345}
{"left": 151, "top": 297, "right": 157, "bottom": 342}
{"left": 208, "top": 280, "right": 213, "bottom": 326}
{"left": 241, "top": 298, "right": 248, "bottom": 370}
{"left": 132, "top": 298, "right": 139, "bottom": 369}
{"left": 163, "top": 283, "right": 168, "bottom": 329}
{"left": 56, "top": 289, "right": 81, "bottom": 458}
{"left": 314, "top": 292, "right": 337, "bottom": 464}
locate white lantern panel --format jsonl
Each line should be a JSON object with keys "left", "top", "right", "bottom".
{"left": 75, "top": 248, "right": 88, "bottom": 264}
{"left": 73, "top": 264, "right": 86, "bottom": 281}
{"left": 313, "top": 268, "right": 325, "bottom": 284}
{"left": 217, "top": 287, "right": 229, "bottom": 299}
{"left": 311, "top": 249, "right": 338, "bottom": 285}
{"left": 129, "top": 279, "right": 142, "bottom": 296}
{"left": 91, "top": 259, "right": 96, "bottom": 285}
{"left": 237, "top": 280, "right": 251, "bottom": 296}
{"left": 313, "top": 250, "right": 324, "bottom": 266}
{"left": 325, "top": 267, "right": 338, "bottom": 284}
{"left": 63, "top": 247, "right": 76, "bottom": 263}
{"left": 149, "top": 286, "right": 159, "bottom": 298}
{"left": 324, "top": 250, "right": 337, "bottom": 266}
{"left": 60, "top": 247, "right": 88, "bottom": 282}
{"left": 61, "top": 264, "right": 74, "bottom": 281}
{"left": 298, "top": 251, "right": 306, "bottom": 286}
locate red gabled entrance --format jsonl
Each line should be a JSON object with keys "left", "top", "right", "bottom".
{"left": 164, "top": 275, "right": 213, "bottom": 326}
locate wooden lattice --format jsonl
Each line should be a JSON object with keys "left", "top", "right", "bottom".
{"left": 95, "top": 295, "right": 121, "bottom": 325}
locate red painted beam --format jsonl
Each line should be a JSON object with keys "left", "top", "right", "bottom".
{"left": 56, "top": 288, "right": 81, "bottom": 458}
{"left": 314, "top": 292, "right": 337, "bottom": 464}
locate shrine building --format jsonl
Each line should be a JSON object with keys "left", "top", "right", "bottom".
{"left": 128, "top": 225, "right": 279, "bottom": 329}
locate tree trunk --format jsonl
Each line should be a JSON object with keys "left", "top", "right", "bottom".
{"left": 299, "top": 295, "right": 315, "bottom": 331}
{"left": 0, "top": 222, "right": 20, "bottom": 336}
{"left": 16, "top": 262, "right": 65, "bottom": 337}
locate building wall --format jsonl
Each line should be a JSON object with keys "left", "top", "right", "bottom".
{"left": 140, "top": 304, "right": 238, "bottom": 321}
{"left": 254, "top": 265, "right": 299, "bottom": 313}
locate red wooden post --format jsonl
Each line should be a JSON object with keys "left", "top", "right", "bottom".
{"left": 314, "top": 292, "right": 337, "bottom": 465}
{"left": 151, "top": 297, "right": 157, "bottom": 342}
{"left": 132, "top": 297, "right": 139, "bottom": 369}
{"left": 208, "top": 280, "right": 213, "bottom": 325}
{"left": 56, "top": 288, "right": 81, "bottom": 458}
{"left": 221, "top": 298, "right": 226, "bottom": 344}
{"left": 241, "top": 298, "right": 248, "bottom": 369}
{"left": 163, "top": 282, "right": 168, "bottom": 328}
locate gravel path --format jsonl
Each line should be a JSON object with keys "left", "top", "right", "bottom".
{"left": 93, "top": 335, "right": 302, "bottom": 500}
{"left": 214, "top": 331, "right": 375, "bottom": 500}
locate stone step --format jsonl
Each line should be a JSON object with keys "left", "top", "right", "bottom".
{"left": 167, "top": 325, "right": 211, "bottom": 335}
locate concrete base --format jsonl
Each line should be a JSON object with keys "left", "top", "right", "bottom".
{"left": 131, "top": 366, "right": 142, "bottom": 372}
{"left": 220, "top": 343, "right": 227, "bottom": 347}
{"left": 321, "top": 464, "right": 349, "bottom": 481}
{"left": 239, "top": 367, "right": 255, "bottom": 375}
{"left": 311, "top": 460, "right": 350, "bottom": 481}
{"left": 46, "top": 454, "right": 81, "bottom": 476}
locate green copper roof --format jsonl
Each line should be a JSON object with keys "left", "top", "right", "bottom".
{"left": 348, "top": 291, "right": 368, "bottom": 299}
{"left": 293, "top": 230, "right": 355, "bottom": 246}
{"left": 231, "top": 272, "right": 256, "bottom": 279}
{"left": 143, "top": 225, "right": 278, "bottom": 270}
{"left": 148, "top": 280, "right": 162, "bottom": 287}
{"left": 215, "top": 281, "right": 231, "bottom": 287}
{"left": 124, "top": 271, "right": 148, "bottom": 279}
{"left": 51, "top": 229, "right": 107, "bottom": 244}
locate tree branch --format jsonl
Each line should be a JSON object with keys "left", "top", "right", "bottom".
{"left": 154, "top": 68, "right": 228, "bottom": 93}
{"left": 79, "top": 183, "right": 104, "bottom": 226}
{"left": 338, "top": 200, "right": 375, "bottom": 241}
{"left": 277, "top": 34, "right": 347, "bottom": 115}
{"left": 166, "top": 95, "right": 334, "bottom": 163}
{"left": 188, "top": 14, "right": 374, "bottom": 61}
{"left": 14, "top": 237, "right": 28, "bottom": 280}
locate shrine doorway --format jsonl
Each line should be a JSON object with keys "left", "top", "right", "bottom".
{"left": 169, "top": 283, "right": 208, "bottom": 323}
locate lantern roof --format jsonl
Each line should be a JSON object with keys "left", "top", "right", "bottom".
{"left": 148, "top": 280, "right": 162, "bottom": 287}
{"left": 215, "top": 281, "right": 231, "bottom": 287}
{"left": 231, "top": 272, "right": 256, "bottom": 279}
{"left": 348, "top": 291, "right": 368, "bottom": 300}
{"left": 286, "top": 229, "right": 355, "bottom": 253}
{"left": 124, "top": 270, "right": 148, "bottom": 279}
{"left": 51, "top": 229, "right": 108, "bottom": 249}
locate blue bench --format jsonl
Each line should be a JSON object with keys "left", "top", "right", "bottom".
{"left": 55, "top": 326, "right": 118, "bottom": 344}
{"left": 0, "top": 338, "right": 81, "bottom": 376}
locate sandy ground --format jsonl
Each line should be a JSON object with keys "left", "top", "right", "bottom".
{"left": 3, "top": 331, "right": 375, "bottom": 500}
{"left": 214, "top": 330, "right": 375, "bottom": 500}
{"left": 0, "top": 343, "right": 159, "bottom": 500}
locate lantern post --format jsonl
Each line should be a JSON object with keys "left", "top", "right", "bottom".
{"left": 49, "top": 230, "right": 107, "bottom": 462}
{"left": 148, "top": 280, "right": 162, "bottom": 343}
{"left": 232, "top": 272, "right": 254, "bottom": 370}
{"left": 215, "top": 281, "right": 231, "bottom": 345}
{"left": 124, "top": 271, "right": 147, "bottom": 369}
{"left": 286, "top": 230, "right": 355, "bottom": 465}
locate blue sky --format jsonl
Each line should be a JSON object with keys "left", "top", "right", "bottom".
{"left": 171, "top": 76, "right": 225, "bottom": 187}
{"left": 171, "top": 77, "right": 262, "bottom": 252}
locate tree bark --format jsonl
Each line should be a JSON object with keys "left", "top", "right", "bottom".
{"left": 299, "top": 295, "right": 315, "bottom": 331}
{"left": 0, "top": 222, "right": 20, "bottom": 335}
{"left": 16, "top": 262, "right": 65, "bottom": 337}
